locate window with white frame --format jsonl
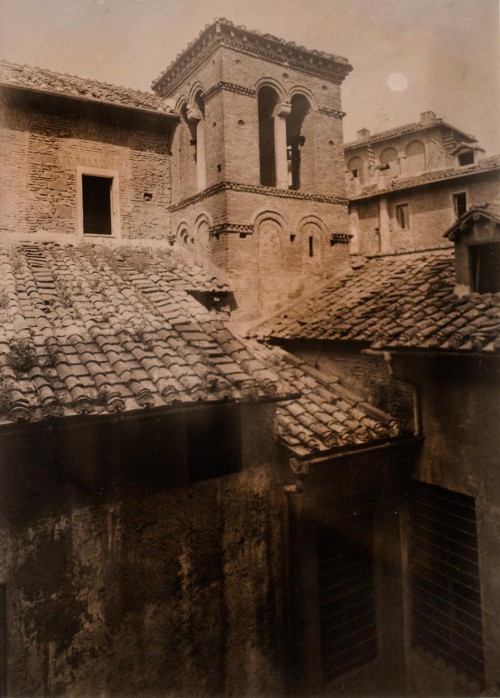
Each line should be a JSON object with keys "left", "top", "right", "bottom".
{"left": 77, "top": 167, "right": 120, "bottom": 237}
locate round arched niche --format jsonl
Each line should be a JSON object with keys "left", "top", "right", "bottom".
{"left": 256, "top": 217, "right": 286, "bottom": 314}
{"left": 405, "top": 139, "right": 426, "bottom": 175}
{"left": 379, "top": 147, "right": 399, "bottom": 177}
{"left": 347, "top": 155, "right": 365, "bottom": 184}
{"left": 300, "top": 221, "right": 325, "bottom": 263}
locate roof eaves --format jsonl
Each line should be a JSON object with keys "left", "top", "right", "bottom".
{"left": 0, "top": 80, "right": 179, "bottom": 121}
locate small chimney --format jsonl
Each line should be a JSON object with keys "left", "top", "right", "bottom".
{"left": 420, "top": 111, "right": 436, "bottom": 125}
{"left": 357, "top": 128, "right": 370, "bottom": 140}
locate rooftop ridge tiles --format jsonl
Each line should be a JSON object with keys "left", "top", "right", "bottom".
{"left": 152, "top": 17, "right": 351, "bottom": 91}
{"left": 344, "top": 118, "right": 476, "bottom": 148}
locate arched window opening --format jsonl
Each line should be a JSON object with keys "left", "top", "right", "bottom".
{"left": 286, "top": 94, "right": 311, "bottom": 190}
{"left": 379, "top": 147, "right": 398, "bottom": 177}
{"left": 258, "top": 87, "right": 280, "bottom": 187}
{"left": 405, "top": 140, "right": 426, "bottom": 175}
{"left": 186, "top": 91, "right": 206, "bottom": 192}
{"left": 347, "top": 156, "right": 365, "bottom": 185}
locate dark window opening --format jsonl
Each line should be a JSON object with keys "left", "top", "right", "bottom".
{"left": 317, "top": 512, "right": 377, "bottom": 685}
{"left": 0, "top": 584, "right": 6, "bottom": 698}
{"left": 395, "top": 203, "right": 410, "bottom": 230}
{"left": 143, "top": 192, "right": 152, "bottom": 201}
{"left": 82, "top": 175, "right": 112, "bottom": 235}
{"left": 352, "top": 169, "right": 359, "bottom": 178}
{"left": 258, "top": 86, "right": 279, "bottom": 187}
{"left": 187, "top": 405, "right": 242, "bottom": 483}
{"left": 453, "top": 192, "right": 467, "bottom": 218}
{"left": 286, "top": 95, "right": 310, "bottom": 190}
{"left": 458, "top": 151, "right": 474, "bottom": 166}
{"left": 469, "top": 242, "right": 500, "bottom": 294}
{"left": 409, "top": 481, "right": 484, "bottom": 686}
{"left": 309, "top": 236, "right": 314, "bottom": 257}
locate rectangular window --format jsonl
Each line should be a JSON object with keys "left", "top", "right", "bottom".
{"left": 82, "top": 175, "right": 112, "bottom": 235}
{"left": 187, "top": 405, "right": 242, "bottom": 483}
{"left": 395, "top": 203, "right": 410, "bottom": 230}
{"left": 317, "top": 512, "right": 377, "bottom": 685}
{"left": 453, "top": 192, "right": 467, "bottom": 218}
{"left": 409, "top": 481, "right": 484, "bottom": 686}
{"left": 469, "top": 242, "right": 500, "bottom": 294}
{"left": 458, "top": 151, "right": 474, "bottom": 166}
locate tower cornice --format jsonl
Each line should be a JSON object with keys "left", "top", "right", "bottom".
{"left": 152, "top": 18, "right": 352, "bottom": 97}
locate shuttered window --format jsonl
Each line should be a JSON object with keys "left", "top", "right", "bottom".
{"left": 317, "top": 512, "right": 377, "bottom": 685}
{"left": 409, "top": 481, "right": 484, "bottom": 686}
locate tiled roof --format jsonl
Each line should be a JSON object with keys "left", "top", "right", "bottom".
{"left": 351, "top": 155, "right": 500, "bottom": 199}
{"left": 444, "top": 202, "right": 500, "bottom": 240}
{"left": 255, "top": 344, "right": 402, "bottom": 457}
{"left": 0, "top": 243, "right": 288, "bottom": 424}
{"left": 152, "top": 17, "right": 351, "bottom": 92}
{"left": 0, "top": 60, "right": 175, "bottom": 115}
{"left": 255, "top": 249, "right": 500, "bottom": 353}
{"left": 345, "top": 119, "right": 475, "bottom": 149}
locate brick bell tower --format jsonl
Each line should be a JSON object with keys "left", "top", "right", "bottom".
{"left": 152, "top": 18, "right": 353, "bottom": 321}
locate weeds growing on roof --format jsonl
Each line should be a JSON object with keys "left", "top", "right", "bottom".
{"left": 7, "top": 338, "right": 38, "bottom": 373}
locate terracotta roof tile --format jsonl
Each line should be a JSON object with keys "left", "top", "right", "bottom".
{"left": 250, "top": 343, "right": 403, "bottom": 457}
{"left": 0, "top": 242, "right": 288, "bottom": 424}
{"left": 351, "top": 156, "right": 500, "bottom": 199}
{"left": 255, "top": 249, "right": 500, "bottom": 354}
{"left": 345, "top": 118, "right": 475, "bottom": 149}
{"left": 0, "top": 60, "right": 175, "bottom": 115}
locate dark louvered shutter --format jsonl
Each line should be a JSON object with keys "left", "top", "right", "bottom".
{"left": 317, "top": 512, "right": 378, "bottom": 684}
{"left": 409, "top": 481, "right": 484, "bottom": 686}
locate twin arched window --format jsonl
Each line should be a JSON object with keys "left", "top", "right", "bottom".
{"left": 257, "top": 87, "right": 311, "bottom": 190}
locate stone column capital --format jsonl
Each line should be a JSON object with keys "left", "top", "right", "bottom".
{"left": 273, "top": 102, "right": 292, "bottom": 118}
{"left": 186, "top": 104, "right": 203, "bottom": 122}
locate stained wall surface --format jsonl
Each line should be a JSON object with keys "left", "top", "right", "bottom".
{"left": 0, "top": 403, "right": 290, "bottom": 697}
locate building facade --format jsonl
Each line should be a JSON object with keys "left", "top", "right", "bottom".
{"left": 344, "top": 111, "right": 500, "bottom": 255}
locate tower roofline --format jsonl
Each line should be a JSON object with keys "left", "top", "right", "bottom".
{"left": 152, "top": 17, "right": 352, "bottom": 96}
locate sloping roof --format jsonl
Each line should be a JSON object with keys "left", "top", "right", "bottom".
{"left": 345, "top": 118, "right": 475, "bottom": 149}
{"left": 444, "top": 202, "right": 500, "bottom": 240}
{"left": 255, "top": 249, "right": 500, "bottom": 353}
{"left": 255, "top": 344, "right": 402, "bottom": 457}
{"left": 0, "top": 243, "right": 287, "bottom": 424}
{"left": 350, "top": 155, "right": 500, "bottom": 200}
{"left": 0, "top": 60, "right": 175, "bottom": 115}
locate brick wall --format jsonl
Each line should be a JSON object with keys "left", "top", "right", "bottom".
{"left": 0, "top": 101, "right": 173, "bottom": 240}
{"left": 351, "top": 170, "right": 500, "bottom": 255}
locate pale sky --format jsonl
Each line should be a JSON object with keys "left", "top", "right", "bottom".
{"left": 0, "top": 0, "right": 498, "bottom": 151}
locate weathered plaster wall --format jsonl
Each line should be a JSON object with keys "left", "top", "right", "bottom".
{"left": 392, "top": 354, "right": 500, "bottom": 696}
{"left": 285, "top": 444, "right": 415, "bottom": 697}
{"left": 0, "top": 99, "right": 173, "bottom": 240}
{"left": 0, "top": 403, "right": 289, "bottom": 697}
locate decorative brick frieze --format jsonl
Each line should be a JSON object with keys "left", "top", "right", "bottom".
{"left": 203, "top": 82, "right": 257, "bottom": 101}
{"left": 318, "top": 106, "right": 346, "bottom": 119}
{"left": 152, "top": 19, "right": 352, "bottom": 95}
{"left": 329, "top": 233, "right": 353, "bottom": 245}
{"left": 209, "top": 223, "right": 254, "bottom": 237}
{"left": 169, "top": 181, "right": 348, "bottom": 212}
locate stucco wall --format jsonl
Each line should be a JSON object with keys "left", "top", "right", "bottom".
{"left": 392, "top": 354, "right": 500, "bottom": 696}
{"left": 0, "top": 402, "right": 289, "bottom": 697}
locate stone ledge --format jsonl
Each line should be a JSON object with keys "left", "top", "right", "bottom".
{"left": 169, "top": 181, "right": 349, "bottom": 212}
